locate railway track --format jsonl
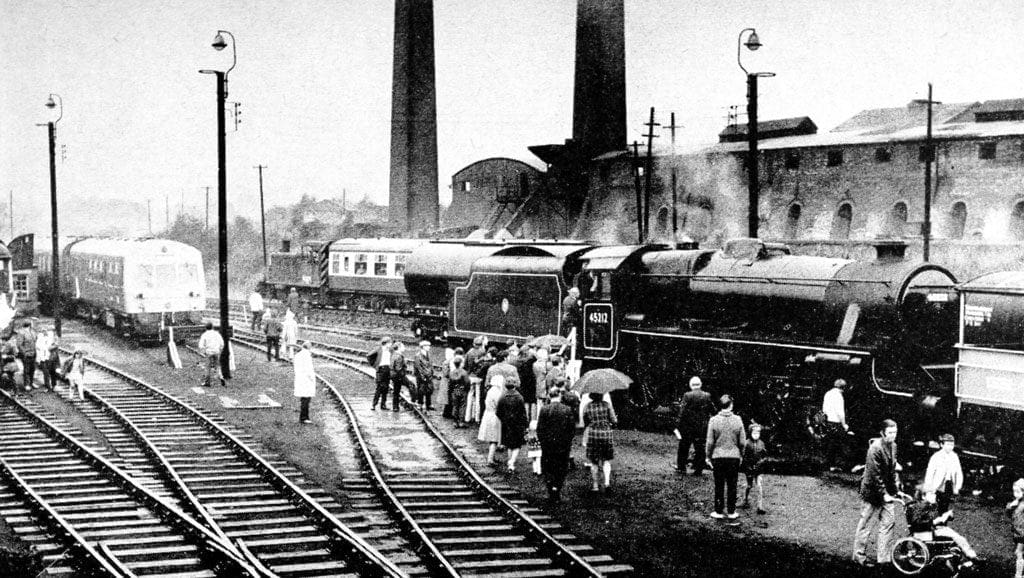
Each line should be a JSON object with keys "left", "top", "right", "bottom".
{"left": 0, "top": 388, "right": 264, "bottom": 577}
{"left": 206, "top": 299, "right": 412, "bottom": 342}
{"left": 11, "top": 349, "right": 411, "bottom": 577}
{"left": 229, "top": 330, "right": 633, "bottom": 577}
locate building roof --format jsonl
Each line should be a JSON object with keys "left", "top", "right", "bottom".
{"left": 970, "top": 98, "right": 1024, "bottom": 116}
{"left": 831, "top": 101, "right": 977, "bottom": 134}
{"left": 718, "top": 116, "right": 817, "bottom": 142}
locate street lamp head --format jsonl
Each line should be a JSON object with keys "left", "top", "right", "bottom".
{"left": 744, "top": 30, "right": 762, "bottom": 51}
{"left": 212, "top": 32, "right": 227, "bottom": 51}
{"left": 45, "top": 96, "right": 56, "bottom": 109}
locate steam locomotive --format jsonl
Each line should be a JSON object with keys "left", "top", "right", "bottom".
{"left": 575, "top": 238, "right": 959, "bottom": 442}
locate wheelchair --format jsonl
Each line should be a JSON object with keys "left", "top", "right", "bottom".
{"left": 890, "top": 532, "right": 971, "bottom": 576}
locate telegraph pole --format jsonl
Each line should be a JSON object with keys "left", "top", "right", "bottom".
{"left": 923, "top": 83, "right": 935, "bottom": 262}
{"left": 631, "top": 141, "right": 644, "bottom": 244}
{"left": 254, "top": 165, "right": 268, "bottom": 268}
{"left": 642, "top": 107, "right": 659, "bottom": 242}
{"left": 666, "top": 113, "right": 681, "bottom": 242}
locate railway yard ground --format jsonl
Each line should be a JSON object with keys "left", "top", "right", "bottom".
{"left": 0, "top": 318, "right": 1017, "bottom": 576}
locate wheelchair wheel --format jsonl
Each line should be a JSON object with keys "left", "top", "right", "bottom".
{"left": 891, "top": 536, "right": 930, "bottom": 575}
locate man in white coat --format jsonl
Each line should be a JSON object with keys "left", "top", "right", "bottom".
{"left": 282, "top": 310, "right": 299, "bottom": 361}
{"left": 294, "top": 341, "right": 316, "bottom": 424}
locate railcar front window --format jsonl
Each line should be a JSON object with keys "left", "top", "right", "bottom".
{"left": 962, "top": 292, "right": 1024, "bottom": 351}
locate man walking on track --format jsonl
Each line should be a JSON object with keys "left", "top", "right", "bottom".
{"left": 370, "top": 337, "right": 392, "bottom": 411}
{"left": 198, "top": 323, "right": 226, "bottom": 387}
{"left": 853, "top": 419, "right": 900, "bottom": 568}
{"left": 264, "top": 310, "right": 283, "bottom": 362}
{"left": 248, "top": 289, "right": 264, "bottom": 331}
{"left": 390, "top": 342, "right": 408, "bottom": 411}
{"left": 414, "top": 340, "right": 434, "bottom": 410}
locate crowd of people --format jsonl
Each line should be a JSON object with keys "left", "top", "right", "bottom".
{"left": 367, "top": 332, "right": 619, "bottom": 504}
{"left": 0, "top": 319, "right": 86, "bottom": 400}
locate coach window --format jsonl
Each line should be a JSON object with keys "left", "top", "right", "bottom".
{"left": 374, "top": 254, "right": 388, "bottom": 276}
{"left": 949, "top": 202, "right": 967, "bottom": 240}
{"left": 329, "top": 253, "right": 342, "bottom": 275}
{"left": 1011, "top": 201, "right": 1024, "bottom": 240}
{"left": 785, "top": 204, "right": 801, "bottom": 239}
{"left": 831, "top": 203, "right": 853, "bottom": 240}
{"left": 354, "top": 253, "right": 368, "bottom": 275}
{"left": 394, "top": 254, "right": 407, "bottom": 277}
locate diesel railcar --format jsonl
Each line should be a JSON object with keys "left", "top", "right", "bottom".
{"left": 576, "top": 238, "right": 959, "bottom": 443}
{"left": 38, "top": 238, "right": 206, "bottom": 342}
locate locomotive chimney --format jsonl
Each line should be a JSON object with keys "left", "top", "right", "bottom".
{"left": 873, "top": 240, "right": 907, "bottom": 262}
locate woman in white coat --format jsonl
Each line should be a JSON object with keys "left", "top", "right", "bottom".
{"left": 293, "top": 342, "right": 316, "bottom": 424}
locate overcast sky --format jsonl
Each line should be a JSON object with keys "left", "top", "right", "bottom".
{"left": 3, "top": 0, "right": 1023, "bottom": 237}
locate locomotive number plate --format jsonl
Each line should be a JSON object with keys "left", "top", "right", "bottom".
{"left": 583, "top": 303, "right": 614, "bottom": 351}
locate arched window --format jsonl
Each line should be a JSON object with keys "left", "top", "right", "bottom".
{"left": 949, "top": 202, "right": 967, "bottom": 240}
{"left": 889, "top": 202, "right": 908, "bottom": 237}
{"left": 656, "top": 206, "right": 670, "bottom": 236}
{"left": 1011, "top": 201, "right": 1024, "bottom": 240}
{"left": 785, "top": 204, "right": 801, "bottom": 239}
{"left": 831, "top": 203, "right": 853, "bottom": 240}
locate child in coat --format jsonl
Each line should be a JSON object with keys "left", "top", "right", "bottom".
{"left": 64, "top": 350, "right": 86, "bottom": 400}
{"left": 742, "top": 423, "right": 768, "bottom": 515}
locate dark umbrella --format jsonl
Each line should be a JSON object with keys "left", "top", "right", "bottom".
{"left": 527, "top": 334, "right": 569, "bottom": 350}
{"left": 573, "top": 368, "right": 633, "bottom": 395}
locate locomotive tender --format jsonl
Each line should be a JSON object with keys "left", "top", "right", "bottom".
{"left": 37, "top": 238, "right": 206, "bottom": 342}
{"left": 404, "top": 240, "right": 591, "bottom": 342}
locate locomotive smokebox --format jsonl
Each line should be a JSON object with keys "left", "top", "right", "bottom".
{"left": 873, "top": 240, "right": 907, "bottom": 262}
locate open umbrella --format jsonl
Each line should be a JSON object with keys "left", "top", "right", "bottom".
{"left": 526, "top": 334, "right": 569, "bottom": 351}
{"left": 573, "top": 368, "right": 633, "bottom": 395}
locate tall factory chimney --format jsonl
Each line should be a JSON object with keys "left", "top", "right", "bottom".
{"left": 573, "top": 0, "right": 626, "bottom": 156}
{"left": 388, "top": 0, "right": 439, "bottom": 234}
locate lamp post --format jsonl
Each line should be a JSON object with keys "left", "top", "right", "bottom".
{"left": 45, "top": 94, "right": 63, "bottom": 337}
{"left": 200, "top": 29, "right": 236, "bottom": 380}
{"left": 738, "top": 28, "right": 775, "bottom": 239}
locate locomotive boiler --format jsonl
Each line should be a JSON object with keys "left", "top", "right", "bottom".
{"left": 578, "top": 238, "right": 959, "bottom": 443}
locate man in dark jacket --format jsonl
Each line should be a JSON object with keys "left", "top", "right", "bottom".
{"left": 263, "top": 310, "right": 283, "bottom": 362}
{"left": 852, "top": 419, "right": 900, "bottom": 568}
{"left": 537, "top": 387, "right": 576, "bottom": 503}
{"left": 413, "top": 340, "right": 434, "bottom": 410}
{"left": 675, "top": 376, "right": 715, "bottom": 474}
{"left": 390, "top": 342, "right": 408, "bottom": 411}
{"left": 561, "top": 287, "right": 581, "bottom": 337}
{"left": 496, "top": 378, "right": 529, "bottom": 472}
{"left": 16, "top": 321, "right": 37, "bottom": 391}
{"left": 369, "top": 337, "right": 392, "bottom": 410}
